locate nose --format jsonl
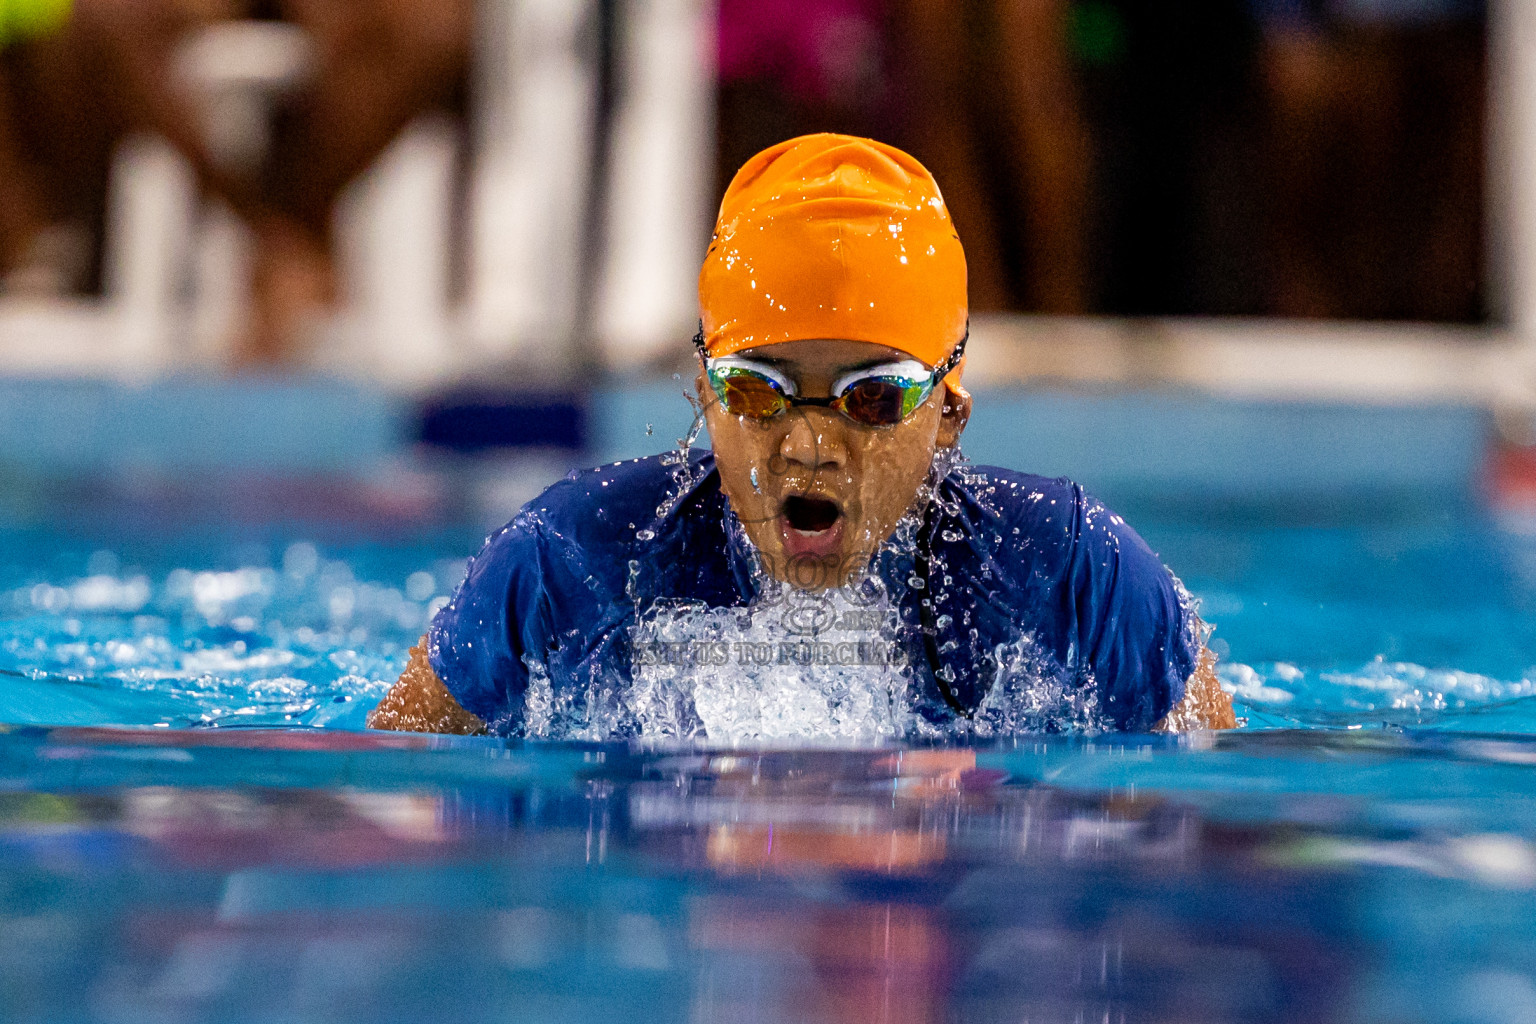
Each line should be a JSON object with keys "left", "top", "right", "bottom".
{"left": 779, "top": 409, "right": 846, "bottom": 474}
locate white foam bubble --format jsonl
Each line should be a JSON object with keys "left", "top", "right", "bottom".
{"left": 1220, "top": 657, "right": 1536, "bottom": 724}
{"left": 1221, "top": 663, "right": 1296, "bottom": 704}
{"left": 625, "top": 580, "right": 913, "bottom": 746}
{"left": 968, "top": 634, "right": 1108, "bottom": 736}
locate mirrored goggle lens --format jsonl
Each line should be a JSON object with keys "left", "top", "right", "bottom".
{"left": 836, "top": 377, "right": 929, "bottom": 426}
{"left": 712, "top": 369, "right": 788, "bottom": 418}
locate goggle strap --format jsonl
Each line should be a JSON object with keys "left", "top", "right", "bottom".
{"left": 933, "top": 326, "right": 968, "bottom": 382}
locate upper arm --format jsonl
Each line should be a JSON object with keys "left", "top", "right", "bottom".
{"left": 1068, "top": 489, "right": 1201, "bottom": 730}
{"left": 425, "top": 516, "right": 558, "bottom": 730}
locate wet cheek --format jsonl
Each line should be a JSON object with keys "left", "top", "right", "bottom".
{"left": 711, "top": 417, "right": 777, "bottom": 479}
{"left": 857, "top": 438, "right": 932, "bottom": 521}
{"left": 846, "top": 456, "right": 902, "bottom": 524}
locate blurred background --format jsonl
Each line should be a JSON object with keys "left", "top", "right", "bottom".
{"left": 7, "top": 11, "right": 1536, "bottom": 1012}
{"left": 0, "top": 0, "right": 1534, "bottom": 528}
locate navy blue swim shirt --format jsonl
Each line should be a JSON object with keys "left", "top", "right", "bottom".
{"left": 427, "top": 452, "right": 1198, "bottom": 736}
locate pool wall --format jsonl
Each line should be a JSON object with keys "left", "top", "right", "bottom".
{"left": 0, "top": 375, "right": 1489, "bottom": 507}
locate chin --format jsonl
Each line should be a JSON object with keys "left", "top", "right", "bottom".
{"left": 768, "top": 539, "right": 880, "bottom": 591}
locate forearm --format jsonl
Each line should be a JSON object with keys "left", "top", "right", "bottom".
{"left": 1155, "top": 646, "right": 1238, "bottom": 732}
{"left": 367, "top": 637, "right": 487, "bottom": 735}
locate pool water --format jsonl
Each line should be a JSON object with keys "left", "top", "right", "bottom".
{"left": 4, "top": 477, "right": 1532, "bottom": 736}
{"left": 5, "top": 728, "right": 1536, "bottom": 1023}
{"left": 3, "top": 392, "right": 1536, "bottom": 1022}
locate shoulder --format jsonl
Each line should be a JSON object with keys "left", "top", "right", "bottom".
{"left": 468, "top": 451, "right": 722, "bottom": 582}
{"left": 524, "top": 453, "right": 693, "bottom": 533}
{"left": 492, "top": 452, "right": 708, "bottom": 552}
{"left": 945, "top": 463, "right": 1167, "bottom": 588}
{"left": 951, "top": 465, "right": 1081, "bottom": 523}
{"left": 944, "top": 464, "right": 1090, "bottom": 559}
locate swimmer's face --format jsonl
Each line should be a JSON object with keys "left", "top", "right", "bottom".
{"left": 700, "top": 338, "right": 971, "bottom": 590}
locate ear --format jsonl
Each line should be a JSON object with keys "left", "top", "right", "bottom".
{"left": 937, "top": 383, "right": 971, "bottom": 448}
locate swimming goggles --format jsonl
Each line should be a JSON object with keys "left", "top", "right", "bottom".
{"left": 699, "top": 330, "right": 967, "bottom": 428}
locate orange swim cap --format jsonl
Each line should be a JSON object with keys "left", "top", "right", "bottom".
{"left": 698, "top": 133, "right": 968, "bottom": 372}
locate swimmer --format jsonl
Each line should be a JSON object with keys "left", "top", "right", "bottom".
{"left": 369, "top": 133, "right": 1236, "bottom": 738}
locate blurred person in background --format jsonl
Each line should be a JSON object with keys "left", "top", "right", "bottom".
{"left": 888, "top": 0, "right": 1091, "bottom": 314}
{"left": 713, "top": 0, "right": 1268, "bottom": 317}
{"left": 0, "top": 0, "right": 229, "bottom": 299}
{"left": 0, "top": 0, "right": 470, "bottom": 361}
{"left": 1062, "top": 0, "right": 1266, "bottom": 316}
{"left": 1253, "top": 0, "right": 1485, "bottom": 320}
{"left": 715, "top": 0, "right": 1092, "bottom": 314}
{"left": 716, "top": 0, "right": 1486, "bottom": 322}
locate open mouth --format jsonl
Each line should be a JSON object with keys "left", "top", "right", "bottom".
{"left": 782, "top": 494, "right": 842, "bottom": 534}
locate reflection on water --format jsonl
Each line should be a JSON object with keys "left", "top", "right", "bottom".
{"left": 4, "top": 727, "right": 1536, "bottom": 1023}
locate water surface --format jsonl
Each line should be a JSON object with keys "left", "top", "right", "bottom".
{"left": 3, "top": 447, "right": 1535, "bottom": 1022}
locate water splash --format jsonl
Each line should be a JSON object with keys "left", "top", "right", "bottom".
{"left": 0, "top": 542, "right": 460, "bottom": 729}
{"left": 966, "top": 634, "right": 1107, "bottom": 736}
{"left": 521, "top": 656, "right": 574, "bottom": 739}
{"left": 626, "top": 578, "right": 912, "bottom": 746}
{"left": 648, "top": 390, "right": 709, "bottom": 532}
{"left": 1222, "top": 658, "right": 1536, "bottom": 729}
